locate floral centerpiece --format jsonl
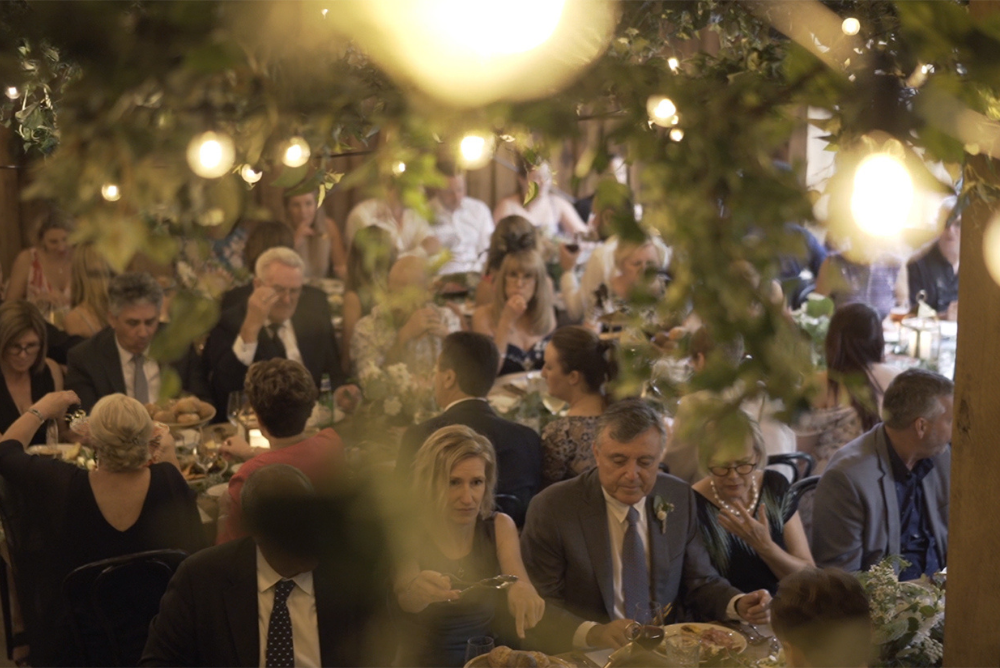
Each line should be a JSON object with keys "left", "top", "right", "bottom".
{"left": 358, "top": 362, "right": 434, "bottom": 425}
{"left": 857, "top": 557, "right": 945, "bottom": 667}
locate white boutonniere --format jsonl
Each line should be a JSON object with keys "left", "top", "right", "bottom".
{"left": 653, "top": 495, "right": 674, "bottom": 535}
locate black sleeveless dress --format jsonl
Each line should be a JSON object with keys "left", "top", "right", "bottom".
{"left": 401, "top": 515, "right": 501, "bottom": 667}
{"left": 0, "top": 364, "right": 55, "bottom": 445}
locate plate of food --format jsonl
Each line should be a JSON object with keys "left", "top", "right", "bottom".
{"left": 659, "top": 623, "right": 747, "bottom": 659}
{"left": 27, "top": 443, "right": 82, "bottom": 460}
{"left": 143, "top": 397, "right": 217, "bottom": 430}
{"left": 465, "top": 646, "right": 572, "bottom": 668}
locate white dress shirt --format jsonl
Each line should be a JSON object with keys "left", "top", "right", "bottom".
{"left": 572, "top": 487, "right": 744, "bottom": 649}
{"left": 430, "top": 196, "right": 494, "bottom": 275}
{"left": 115, "top": 338, "right": 161, "bottom": 403}
{"left": 256, "top": 548, "right": 321, "bottom": 668}
{"left": 345, "top": 199, "right": 433, "bottom": 255}
{"left": 232, "top": 319, "right": 304, "bottom": 367}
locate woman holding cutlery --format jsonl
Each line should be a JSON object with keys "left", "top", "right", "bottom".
{"left": 394, "top": 425, "right": 545, "bottom": 666}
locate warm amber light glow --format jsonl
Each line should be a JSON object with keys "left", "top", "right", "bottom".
{"left": 647, "top": 96, "right": 677, "bottom": 127}
{"left": 282, "top": 137, "right": 311, "bottom": 168}
{"left": 187, "top": 131, "right": 235, "bottom": 179}
{"left": 392, "top": 161, "right": 407, "bottom": 175}
{"left": 669, "top": 128, "right": 685, "bottom": 142}
{"left": 850, "top": 154, "right": 914, "bottom": 237}
{"left": 667, "top": 57, "right": 680, "bottom": 72}
{"left": 984, "top": 216, "right": 1000, "bottom": 287}
{"left": 240, "top": 164, "right": 262, "bottom": 184}
{"left": 4, "top": 86, "right": 19, "bottom": 99}
{"left": 842, "top": 17, "right": 860, "bottom": 35}
{"left": 100, "top": 183, "right": 121, "bottom": 202}
{"left": 458, "top": 134, "right": 495, "bottom": 169}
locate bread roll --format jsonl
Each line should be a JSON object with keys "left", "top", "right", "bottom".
{"left": 174, "top": 396, "right": 200, "bottom": 413}
{"left": 153, "top": 410, "right": 174, "bottom": 423}
{"left": 196, "top": 401, "right": 214, "bottom": 418}
{"left": 177, "top": 412, "right": 201, "bottom": 424}
{"left": 487, "top": 646, "right": 512, "bottom": 668}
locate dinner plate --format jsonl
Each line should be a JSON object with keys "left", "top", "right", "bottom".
{"left": 26, "top": 443, "right": 81, "bottom": 460}
{"left": 206, "top": 482, "right": 229, "bottom": 498}
{"left": 464, "top": 652, "right": 573, "bottom": 668}
{"left": 658, "top": 623, "right": 747, "bottom": 659}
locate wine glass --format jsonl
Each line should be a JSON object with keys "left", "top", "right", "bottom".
{"left": 227, "top": 392, "right": 245, "bottom": 428}
{"left": 633, "top": 601, "right": 666, "bottom": 650}
{"left": 464, "top": 636, "right": 494, "bottom": 664}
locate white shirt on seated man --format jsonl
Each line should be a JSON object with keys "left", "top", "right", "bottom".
{"left": 429, "top": 165, "right": 494, "bottom": 275}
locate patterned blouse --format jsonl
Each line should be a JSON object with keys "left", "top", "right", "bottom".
{"left": 540, "top": 415, "right": 600, "bottom": 486}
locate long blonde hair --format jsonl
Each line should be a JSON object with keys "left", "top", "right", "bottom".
{"left": 491, "top": 250, "right": 555, "bottom": 336}
{"left": 70, "top": 244, "right": 112, "bottom": 328}
{"left": 412, "top": 425, "right": 497, "bottom": 521}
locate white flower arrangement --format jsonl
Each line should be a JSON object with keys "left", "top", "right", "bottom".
{"left": 858, "top": 557, "right": 945, "bottom": 667}
{"left": 357, "top": 362, "right": 431, "bottom": 424}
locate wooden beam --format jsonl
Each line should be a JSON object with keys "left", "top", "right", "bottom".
{"left": 943, "top": 152, "right": 1000, "bottom": 667}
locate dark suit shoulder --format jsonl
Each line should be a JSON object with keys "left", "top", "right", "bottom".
{"left": 825, "top": 426, "right": 881, "bottom": 473}
{"left": 529, "top": 468, "right": 595, "bottom": 510}
{"left": 175, "top": 536, "right": 254, "bottom": 581}
{"left": 67, "top": 326, "right": 115, "bottom": 360}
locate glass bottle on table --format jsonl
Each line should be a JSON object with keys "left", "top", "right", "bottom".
{"left": 227, "top": 391, "right": 246, "bottom": 440}
{"left": 318, "top": 373, "right": 334, "bottom": 428}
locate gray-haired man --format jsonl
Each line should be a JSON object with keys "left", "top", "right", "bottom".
{"left": 66, "top": 272, "right": 207, "bottom": 410}
{"left": 520, "top": 398, "right": 770, "bottom": 653}
{"left": 812, "top": 368, "right": 953, "bottom": 578}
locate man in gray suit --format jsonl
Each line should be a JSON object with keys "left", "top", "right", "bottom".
{"left": 521, "top": 399, "right": 771, "bottom": 652}
{"left": 812, "top": 369, "right": 953, "bottom": 579}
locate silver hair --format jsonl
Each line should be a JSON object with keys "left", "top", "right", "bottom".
{"left": 107, "top": 272, "right": 163, "bottom": 316}
{"left": 255, "top": 247, "right": 305, "bottom": 280}
{"left": 596, "top": 398, "right": 666, "bottom": 450}
{"left": 882, "top": 369, "right": 954, "bottom": 430}
{"left": 89, "top": 394, "right": 154, "bottom": 472}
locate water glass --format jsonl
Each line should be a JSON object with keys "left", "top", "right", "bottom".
{"left": 464, "top": 636, "right": 494, "bottom": 663}
{"left": 664, "top": 634, "right": 700, "bottom": 668}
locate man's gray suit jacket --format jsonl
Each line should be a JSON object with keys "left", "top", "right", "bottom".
{"left": 812, "top": 425, "right": 949, "bottom": 573}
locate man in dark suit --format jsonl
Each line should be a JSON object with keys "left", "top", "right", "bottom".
{"left": 142, "top": 464, "right": 387, "bottom": 667}
{"left": 813, "top": 369, "right": 952, "bottom": 579}
{"left": 65, "top": 272, "right": 208, "bottom": 411}
{"left": 396, "top": 332, "right": 542, "bottom": 525}
{"left": 520, "top": 399, "right": 771, "bottom": 653}
{"left": 202, "top": 247, "right": 357, "bottom": 417}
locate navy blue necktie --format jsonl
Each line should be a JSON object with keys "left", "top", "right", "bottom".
{"left": 621, "top": 506, "right": 650, "bottom": 621}
{"left": 266, "top": 579, "right": 296, "bottom": 667}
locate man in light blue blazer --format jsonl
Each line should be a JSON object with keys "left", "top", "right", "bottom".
{"left": 812, "top": 369, "right": 953, "bottom": 579}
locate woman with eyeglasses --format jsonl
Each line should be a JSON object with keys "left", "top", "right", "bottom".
{"left": 0, "top": 301, "right": 65, "bottom": 444}
{"left": 691, "top": 414, "right": 814, "bottom": 595}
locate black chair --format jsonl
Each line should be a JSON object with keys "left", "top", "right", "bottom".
{"left": 63, "top": 549, "right": 188, "bottom": 667}
{"left": 494, "top": 494, "right": 525, "bottom": 528}
{"left": 784, "top": 475, "right": 820, "bottom": 541}
{"left": 767, "top": 452, "right": 815, "bottom": 484}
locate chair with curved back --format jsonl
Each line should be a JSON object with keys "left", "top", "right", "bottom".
{"left": 767, "top": 452, "right": 815, "bottom": 484}
{"left": 783, "top": 475, "right": 820, "bottom": 541}
{"left": 62, "top": 549, "right": 188, "bottom": 667}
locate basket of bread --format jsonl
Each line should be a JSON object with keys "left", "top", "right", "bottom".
{"left": 466, "top": 646, "right": 571, "bottom": 668}
{"left": 144, "top": 396, "right": 216, "bottom": 430}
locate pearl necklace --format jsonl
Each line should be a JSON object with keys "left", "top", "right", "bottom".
{"left": 710, "top": 475, "right": 760, "bottom": 516}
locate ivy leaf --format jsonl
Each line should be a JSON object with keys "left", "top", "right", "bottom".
{"left": 523, "top": 180, "right": 539, "bottom": 207}
{"left": 270, "top": 163, "right": 309, "bottom": 189}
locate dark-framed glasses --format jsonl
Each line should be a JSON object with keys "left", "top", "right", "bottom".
{"left": 7, "top": 342, "right": 41, "bottom": 356}
{"left": 709, "top": 460, "right": 757, "bottom": 477}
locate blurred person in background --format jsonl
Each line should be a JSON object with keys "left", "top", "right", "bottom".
{"left": 64, "top": 243, "right": 114, "bottom": 338}
{"left": 430, "top": 161, "right": 494, "bottom": 276}
{"left": 346, "top": 187, "right": 440, "bottom": 256}
{"left": 285, "top": 189, "right": 348, "bottom": 281}
{"left": 0, "top": 301, "right": 65, "bottom": 444}
{"left": 475, "top": 215, "right": 538, "bottom": 307}
{"left": 539, "top": 326, "right": 616, "bottom": 486}
{"left": 473, "top": 250, "right": 556, "bottom": 376}
{"left": 493, "top": 160, "right": 588, "bottom": 238}
{"left": 342, "top": 226, "right": 398, "bottom": 374}
{"left": 220, "top": 220, "right": 296, "bottom": 312}
{"left": 6, "top": 209, "right": 74, "bottom": 320}
{"left": 908, "top": 196, "right": 960, "bottom": 320}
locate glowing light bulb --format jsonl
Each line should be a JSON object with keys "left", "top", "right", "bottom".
{"left": 187, "top": 131, "right": 235, "bottom": 179}
{"left": 983, "top": 216, "right": 1000, "bottom": 287}
{"left": 4, "top": 86, "right": 19, "bottom": 99}
{"left": 428, "top": 0, "right": 565, "bottom": 56}
{"left": 647, "top": 96, "right": 677, "bottom": 127}
{"left": 669, "top": 128, "right": 685, "bottom": 142}
{"left": 101, "top": 183, "right": 121, "bottom": 202}
{"left": 282, "top": 137, "right": 311, "bottom": 168}
{"left": 850, "top": 153, "right": 914, "bottom": 237}
{"left": 321, "top": 7, "right": 328, "bottom": 17}
{"left": 240, "top": 164, "right": 262, "bottom": 184}
{"left": 667, "top": 57, "right": 680, "bottom": 72}
{"left": 842, "top": 17, "right": 860, "bottom": 36}
{"left": 458, "top": 133, "right": 495, "bottom": 169}
{"left": 392, "top": 161, "right": 407, "bottom": 175}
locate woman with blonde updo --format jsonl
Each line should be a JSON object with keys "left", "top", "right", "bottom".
{"left": 394, "top": 425, "right": 544, "bottom": 667}
{"left": 0, "top": 391, "right": 205, "bottom": 666}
